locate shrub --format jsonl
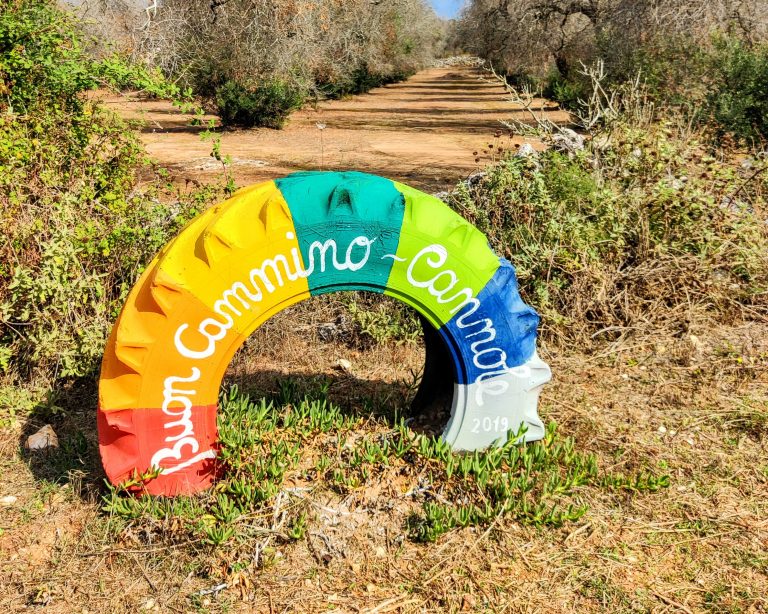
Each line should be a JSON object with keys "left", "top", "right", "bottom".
{"left": 318, "top": 65, "right": 411, "bottom": 100}
{"left": 0, "top": 1, "right": 179, "bottom": 112}
{"left": 143, "top": 0, "right": 442, "bottom": 124}
{"left": 214, "top": 79, "right": 305, "bottom": 129}
{"left": 0, "top": 0, "right": 93, "bottom": 113}
{"left": 0, "top": 101, "right": 222, "bottom": 383}
{"left": 92, "top": 53, "right": 186, "bottom": 100}
{"left": 0, "top": 0, "right": 225, "bottom": 387}
{"left": 543, "top": 70, "right": 590, "bottom": 112}
{"left": 703, "top": 38, "right": 768, "bottom": 145}
{"left": 449, "top": 125, "right": 768, "bottom": 344}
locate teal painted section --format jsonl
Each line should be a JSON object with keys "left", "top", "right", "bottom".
{"left": 276, "top": 171, "right": 405, "bottom": 294}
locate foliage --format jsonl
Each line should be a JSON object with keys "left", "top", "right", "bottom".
{"left": 215, "top": 78, "right": 305, "bottom": 128}
{"left": 702, "top": 37, "right": 768, "bottom": 144}
{"left": 0, "top": 0, "right": 225, "bottom": 386}
{"left": 103, "top": 384, "right": 667, "bottom": 547}
{"left": 0, "top": 0, "right": 181, "bottom": 113}
{"left": 455, "top": 0, "right": 768, "bottom": 142}
{"left": 345, "top": 295, "right": 422, "bottom": 346}
{"left": 541, "top": 34, "right": 768, "bottom": 144}
{"left": 449, "top": 124, "right": 768, "bottom": 344}
{"left": 92, "top": 53, "right": 187, "bottom": 100}
{"left": 0, "top": 0, "right": 93, "bottom": 113}
{"left": 318, "top": 65, "right": 412, "bottom": 99}
{"left": 142, "top": 0, "right": 444, "bottom": 127}
{"left": 0, "top": 102, "right": 222, "bottom": 382}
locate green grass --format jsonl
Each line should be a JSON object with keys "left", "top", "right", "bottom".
{"left": 103, "top": 384, "right": 669, "bottom": 548}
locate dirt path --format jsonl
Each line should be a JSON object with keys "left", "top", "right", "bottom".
{"left": 104, "top": 65, "right": 566, "bottom": 192}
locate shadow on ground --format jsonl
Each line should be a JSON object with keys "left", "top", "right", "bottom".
{"left": 19, "top": 364, "right": 451, "bottom": 499}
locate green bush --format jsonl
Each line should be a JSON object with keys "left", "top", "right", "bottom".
{"left": 0, "top": 0, "right": 93, "bottom": 113}
{"left": 345, "top": 295, "right": 421, "bottom": 346}
{"left": 542, "top": 33, "right": 768, "bottom": 144}
{"left": 0, "top": 0, "right": 224, "bottom": 387}
{"left": 0, "top": 0, "right": 179, "bottom": 112}
{"left": 0, "top": 101, "right": 221, "bottom": 382}
{"left": 704, "top": 38, "right": 768, "bottom": 145}
{"left": 92, "top": 53, "right": 186, "bottom": 100}
{"left": 450, "top": 124, "right": 768, "bottom": 342}
{"left": 543, "top": 70, "right": 589, "bottom": 112}
{"left": 318, "top": 65, "right": 408, "bottom": 99}
{"left": 214, "top": 79, "right": 305, "bottom": 129}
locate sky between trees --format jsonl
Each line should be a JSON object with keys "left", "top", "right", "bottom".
{"left": 429, "top": 0, "right": 465, "bottom": 18}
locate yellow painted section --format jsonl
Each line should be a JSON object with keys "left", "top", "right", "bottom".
{"left": 156, "top": 180, "right": 310, "bottom": 337}
{"left": 100, "top": 180, "right": 311, "bottom": 412}
{"left": 99, "top": 262, "right": 242, "bottom": 411}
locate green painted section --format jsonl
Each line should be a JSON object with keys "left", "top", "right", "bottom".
{"left": 385, "top": 181, "right": 500, "bottom": 328}
{"left": 276, "top": 171, "right": 406, "bottom": 294}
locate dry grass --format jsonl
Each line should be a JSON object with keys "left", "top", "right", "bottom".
{"left": 1, "top": 293, "right": 766, "bottom": 612}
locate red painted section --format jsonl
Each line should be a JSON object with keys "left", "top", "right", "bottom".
{"left": 97, "top": 404, "right": 219, "bottom": 496}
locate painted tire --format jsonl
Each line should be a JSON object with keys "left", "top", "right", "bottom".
{"left": 98, "top": 171, "right": 551, "bottom": 495}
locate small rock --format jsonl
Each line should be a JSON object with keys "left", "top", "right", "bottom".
{"left": 689, "top": 334, "right": 703, "bottom": 352}
{"left": 0, "top": 495, "right": 18, "bottom": 507}
{"left": 26, "top": 424, "right": 59, "bottom": 450}
{"left": 318, "top": 323, "right": 339, "bottom": 342}
{"left": 514, "top": 143, "right": 537, "bottom": 158}
{"left": 374, "top": 546, "right": 386, "bottom": 558}
{"left": 466, "top": 171, "right": 486, "bottom": 187}
{"left": 657, "top": 425, "right": 667, "bottom": 434}
{"left": 141, "top": 598, "right": 155, "bottom": 610}
{"left": 671, "top": 178, "right": 685, "bottom": 190}
{"left": 551, "top": 128, "right": 585, "bottom": 153}
{"left": 334, "top": 358, "right": 352, "bottom": 373}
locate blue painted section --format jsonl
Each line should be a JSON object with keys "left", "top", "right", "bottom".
{"left": 441, "top": 258, "right": 538, "bottom": 384}
{"left": 276, "top": 171, "right": 405, "bottom": 294}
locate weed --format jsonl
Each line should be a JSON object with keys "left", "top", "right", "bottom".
{"left": 344, "top": 295, "right": 422, "bottom": 346}
{"left": 102, "top": 386, "right": 667, "bottom": 553}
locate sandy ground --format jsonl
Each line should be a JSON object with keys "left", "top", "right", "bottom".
{"left": 101, "top": 65, "right": 566, "bottom": 192}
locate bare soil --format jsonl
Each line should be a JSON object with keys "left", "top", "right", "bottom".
{"left": 102, "top": 65, "right": 567, "bottom": 192}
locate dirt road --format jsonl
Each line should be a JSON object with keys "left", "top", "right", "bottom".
{"left": 105, "top": 64, "right": 566, "bottom": 191}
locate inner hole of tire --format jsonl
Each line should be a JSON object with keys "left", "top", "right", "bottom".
{"left": 223, "top": 291, "right": 455, "bottom": 435}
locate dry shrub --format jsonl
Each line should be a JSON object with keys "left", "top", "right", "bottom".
{"left": 135, "top": 0, "right": 445, "bottom": 126}
{"left": 454, "top": 0, "right": 768, "bottom": 81}
{"left": 453, "top": 0, "right": 768, "bottom": 143}
{"left": 448, "top": 119, "right": 768, "bottom": 349}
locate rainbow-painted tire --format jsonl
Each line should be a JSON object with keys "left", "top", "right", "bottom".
{"left": 98, "top": 171, "right": 551, "bottom": 495}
